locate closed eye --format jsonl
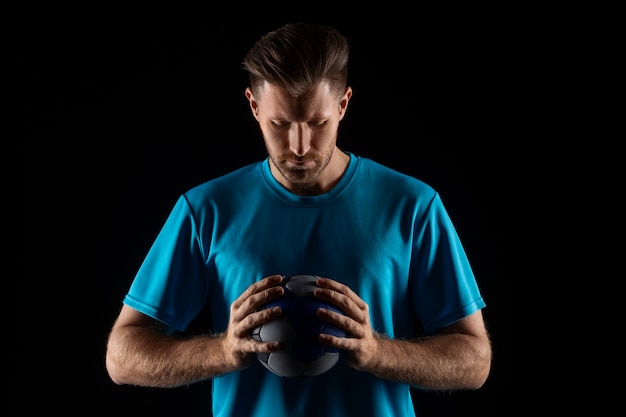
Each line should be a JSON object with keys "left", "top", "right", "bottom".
{"left": 270, "top": 120, "right": 328, "bottom": 128}
{"left": 270, "top": 120, "right": 290, "bottom": 128}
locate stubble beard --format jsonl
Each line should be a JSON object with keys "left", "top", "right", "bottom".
{"left": 269, "top": 147, "right": 334, "bottom": 195}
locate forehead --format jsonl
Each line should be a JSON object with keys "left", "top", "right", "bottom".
{"left": 257, "top": 81, "right": 337, "bottom": 119}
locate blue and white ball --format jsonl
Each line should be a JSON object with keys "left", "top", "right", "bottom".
{"left": 251, "top": 274, "right": 347, "bottom": 377}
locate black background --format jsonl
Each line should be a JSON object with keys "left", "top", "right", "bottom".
{"left": 24, "top": 8, "right": 537, "bottom": 416}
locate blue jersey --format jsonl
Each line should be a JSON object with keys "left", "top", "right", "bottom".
{"left": 124, "top": 152, "right": 486, "bottom": 417}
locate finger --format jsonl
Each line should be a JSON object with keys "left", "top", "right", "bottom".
{"left": 315, "top": 277, "right": 359, "bottom": 301}
{"left": 313, "top": 286, "right": 364, "bottom": 318}
{"left": 317, "top": 332, "right": 353, "bottom": 350}
{"left": 316, "top": 305, "right": 362, "bottom": 337}
{"left": 236, "top": 306, "right": 282, "bottom": 337}
{"left": 316, "top": 277, "right": 367, "bottom": 309}
{"left": 246, "top": 339, "right": 284, "bottom": 353}
{"left": 247, "top": 274, "right": 284, "bottom": 298}
{"left": 231, "top": 275, "right": 284, "bottom": 318}
{"left": 234, "top": 334, "right": 284, "bottom": 354}
{"left": 233, "top": 288, "right": 284, "bottom": 324}
{"left": 239, "top": 275, "right": 284, "bottom": 302}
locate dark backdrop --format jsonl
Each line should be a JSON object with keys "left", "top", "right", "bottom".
{"left": 25, "top": 10, "right": 521, "bottom": 416}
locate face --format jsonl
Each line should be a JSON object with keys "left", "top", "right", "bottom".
{"left": 246, "top": 80, "right": 352, "bottom": 195}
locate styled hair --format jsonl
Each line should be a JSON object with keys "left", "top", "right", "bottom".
{"left": 242, "top": 22, "right": 349, "bottom": 99}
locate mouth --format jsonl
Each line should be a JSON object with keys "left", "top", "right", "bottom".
{"left": 287, "top": 157, "right": 310, "bottom": 168}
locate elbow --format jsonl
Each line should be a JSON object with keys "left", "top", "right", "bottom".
{"left": 468, "top": 341, "right": 492, "bottom": 389}
{"left": 105, "top": 352, "right": 125, "bottom": 385}
{"left": 105, "top": 342, "right": 131, "bottom": 386}
{"left": 468, "top": 362, "right": 491, "bottom": 390}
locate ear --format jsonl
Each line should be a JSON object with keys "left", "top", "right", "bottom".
{"left": 338, "top": 86, "right": 353, "bottom": 120}
{"left": 245, "top": 87, "right": 260, "bottom": 121}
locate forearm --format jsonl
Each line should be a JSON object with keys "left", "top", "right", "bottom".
{"left": 106, "top": 327, "right": 242, "bottom": 388}
{"left": 359, "top": 332, "right": 491, "bottom": 390}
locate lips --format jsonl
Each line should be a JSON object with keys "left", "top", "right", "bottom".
{"left": 287, "top": 158, "right": 309, "bottom": 168}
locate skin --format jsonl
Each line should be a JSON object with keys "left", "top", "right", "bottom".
{"left": 105, "top": 80, "right": 492, "bottom": 390}
{"left": 246, "top": 80, "right": 352, "bottom": 196}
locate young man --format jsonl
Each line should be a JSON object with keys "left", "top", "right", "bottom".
{"left": 105, "top": 22, "right": 492, "bottom": 417}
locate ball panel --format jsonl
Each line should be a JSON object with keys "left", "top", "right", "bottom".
{"left": 256, "top": 351, "right": 270, "bottom": 363}
{"left": 266, "top": 352, "right": 307, "bottom": 377}
{"left": 256, "top": 317, "right": 296, "bottom": 344}
{"left": 303, "top": 352, "right": 340, "bottom": 376}
{"left": 251, "top": 274, "right": 348, "bottom": 377}
{"left": 264, "top": 289, "right": 297, "bottom": 311}
{"left": 284, "top": 274, "right": 319, "bottom": 297}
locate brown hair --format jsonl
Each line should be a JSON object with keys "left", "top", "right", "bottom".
{"left": 242, "top": 22, "right": 349, "bottom": 99}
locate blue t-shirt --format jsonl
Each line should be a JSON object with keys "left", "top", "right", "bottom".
{"left": 124, "top": 152, "right": 486, "bottom": 417}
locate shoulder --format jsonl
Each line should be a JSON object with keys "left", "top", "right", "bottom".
{"left": 183, "top": 161, "right": 262, "bottom": 202}
{"left": 185, "top": 162, "right": 261, "bottom": 197}
{"left": 355, "top": 155, "right": 437, "bottom": 198}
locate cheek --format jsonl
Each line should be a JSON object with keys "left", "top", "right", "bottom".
{"left": 259, "top": 126, "right": 285, "bottom": 148}
{"left": 314, "top": 126, "right": 339, "bottom": 147}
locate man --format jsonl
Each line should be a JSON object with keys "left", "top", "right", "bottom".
{"left": 105, "top": 22, "right": 492, "bottom": 417}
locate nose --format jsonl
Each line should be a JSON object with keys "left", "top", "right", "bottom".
{"left": 288, "top": 124, "right": 311, "bottom": 157}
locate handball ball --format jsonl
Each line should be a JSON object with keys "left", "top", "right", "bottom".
{"left": 251, "top": 274, "right": 347, "bottom": 377}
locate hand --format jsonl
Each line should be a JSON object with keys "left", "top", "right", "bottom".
{"left": 223, "top": 274, "right": 285, "bottom": 370}
{"left": 313, "top": 277, "right": 379, "bottom": 371}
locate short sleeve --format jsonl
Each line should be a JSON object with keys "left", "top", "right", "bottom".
{"left": 123, "top": 195, "right": 210, "bottom": 332}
